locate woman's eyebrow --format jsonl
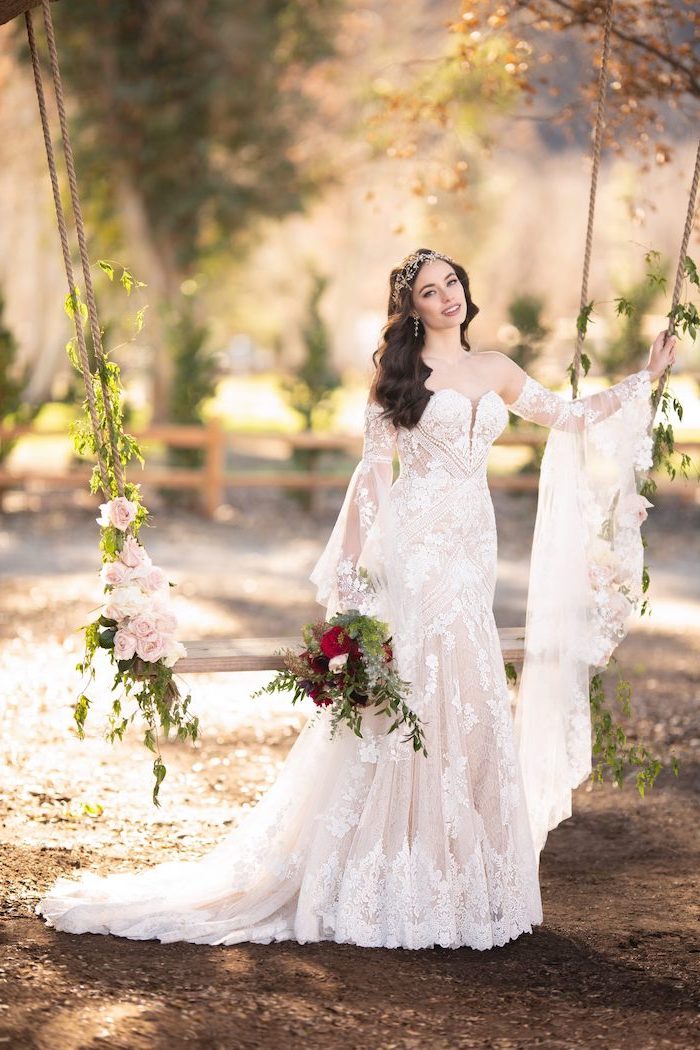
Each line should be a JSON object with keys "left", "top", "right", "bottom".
{"left": 417, "top": 270, "right": 457, "bottom": 293}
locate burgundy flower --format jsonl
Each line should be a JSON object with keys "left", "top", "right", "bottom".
{"left": 319, "top": 626, "right": 353, "bottom": 659}
{"left": 310, "top": 685, "right": 333, "bottom": 707}
{"left": 303, "top": 650, "right": 329, "bottom": 675}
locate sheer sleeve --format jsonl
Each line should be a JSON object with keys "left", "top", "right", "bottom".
{"left": 507, "top": 368, "right": 653, "bottom": 433}
{"left": 508, "top": 366, "right": 657, "bottom": 858}
{"left": 309, "top": 399, "right": 397, "bottom": 619}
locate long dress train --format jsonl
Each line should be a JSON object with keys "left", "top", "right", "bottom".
{"left": 34, "top": 365, "right": 654, "bottom": 949}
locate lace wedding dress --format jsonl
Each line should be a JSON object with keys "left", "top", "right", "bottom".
{"left": 35, "top": 366, "right": 654, "bottom": 950}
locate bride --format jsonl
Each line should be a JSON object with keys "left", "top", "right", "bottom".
{"left": 36, "top": 247, "right": 676, "bottom": 950}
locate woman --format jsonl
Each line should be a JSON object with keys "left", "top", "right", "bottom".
{"left": 36, "top": 247, "right": 676, "bottom": 950}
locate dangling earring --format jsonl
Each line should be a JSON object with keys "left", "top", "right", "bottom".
{"left": 413, "top": 315, "right": 420, "bottom": 338}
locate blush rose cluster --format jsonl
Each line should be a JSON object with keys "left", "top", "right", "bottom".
{"left": 96, "top": 498, "right": 187, "bottom": 670}
{"left": 251, "top": 610, "right": 427, "bottom": 756}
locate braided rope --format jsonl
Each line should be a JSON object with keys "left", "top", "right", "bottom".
{"left": 650, "top": 138, "right": 700, "bottom": 418}
{"left": 24, "top": 7, "right": 112, "bottom": 497}
{"left": 572, "top": 0, "right": 615, "bottom": 399}
{"left": 40, "top": 0, "right": 126, "bottom": 496}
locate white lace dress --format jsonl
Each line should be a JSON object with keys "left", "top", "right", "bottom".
{"left": 35, "top": 367, "right": 654, "bottom": 950}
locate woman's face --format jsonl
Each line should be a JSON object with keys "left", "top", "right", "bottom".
{"left": 410, "top": 259, "right": 466, "bottom": 330}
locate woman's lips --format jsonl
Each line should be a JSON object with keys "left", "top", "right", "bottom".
{"left": 443, "top": 304, "right": 461, "bottom": 316}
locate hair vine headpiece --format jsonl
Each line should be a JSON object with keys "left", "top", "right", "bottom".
{"left": 391, "top": 249, "right": 452, "bottom": 305}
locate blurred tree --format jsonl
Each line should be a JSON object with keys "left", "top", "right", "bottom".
{"left": 282, "top": 267, "right": 341, "bottom": 511}
{"left": 167, "top": 301, "right": 217, "bottom": 472}
{"left": 0, "top": 291, "right": 37, "bottom": 472}
{"left": 371, "top": 0, "right": 698, "bottom": 211}
{"left": 507, "top": 292, "right": 549, "bottom": 372}
{"left": 506, "top": 292, "right": 549, "bottom": 471}
{"left": 283, "top": 270, "right": 341, "bottom": 431}
{"left": 32, "top": 0, "right": 343, "bottom": 419}
{"left": 600, "top": 262, "right": 669, "bottom": 378}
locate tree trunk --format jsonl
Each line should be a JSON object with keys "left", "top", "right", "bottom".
{"left": 116, "top": 177, "right": 181, "bottom": 423}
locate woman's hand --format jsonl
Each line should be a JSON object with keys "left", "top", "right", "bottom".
{"left": 646, "top": 329, "right": 677, "bottom": 381}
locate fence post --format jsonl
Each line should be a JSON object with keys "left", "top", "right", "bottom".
{"left": 203, "top": 418, "right": 225, "bottom": 518}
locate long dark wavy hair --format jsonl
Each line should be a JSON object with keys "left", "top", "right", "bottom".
{"left": 370, "top": 248, "right": 479, "bottom": 429}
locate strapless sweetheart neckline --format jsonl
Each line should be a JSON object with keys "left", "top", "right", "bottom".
{"left": 423, "top": 387, "right": 506, "bottom": 412}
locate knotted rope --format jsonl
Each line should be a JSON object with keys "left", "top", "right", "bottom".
{"left": 571, "top": 0, "right": 615, "bottom": 399}
{"left": 651, "top": 138, "right": 700, "bottom": 417}
{"left": 25, "top": 0, "right": 126, "bottom": 498}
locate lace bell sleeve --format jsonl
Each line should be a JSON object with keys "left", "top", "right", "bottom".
{"left": 309, "top": 399, "right": 397, "bottom": 619}
{"left": 507, "top": 368, "right": 654, "bottom": 435}
{"left": 507, "top": 367, "right": 657, "bottom": 859}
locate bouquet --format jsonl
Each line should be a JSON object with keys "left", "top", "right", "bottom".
{"left": 252, "top": 611, "right": 427, "bottom": 755}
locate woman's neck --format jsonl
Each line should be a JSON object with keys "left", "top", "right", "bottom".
{"left": 420, "top": 328, "right": 470, "bottom": 365}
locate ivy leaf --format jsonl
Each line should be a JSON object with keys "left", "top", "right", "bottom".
{"left": 152, "top": 757, "right": 167, "bottom": 806}
{"left": 98, "top": 260, "right": 115, "bottom": 281}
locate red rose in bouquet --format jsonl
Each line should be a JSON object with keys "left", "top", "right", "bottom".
{"left": 251, "top": 612, "right": 427, "bottom": 755}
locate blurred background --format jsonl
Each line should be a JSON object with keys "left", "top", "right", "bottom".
{"left": 0, "top": 0, "right": 698, "bottom": 486}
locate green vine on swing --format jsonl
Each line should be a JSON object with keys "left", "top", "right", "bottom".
{"left": 67, "top": 263, "right": 199, "bottom": 806}
{"left": 558, "top": 249, "right": 698, "bottom": 794}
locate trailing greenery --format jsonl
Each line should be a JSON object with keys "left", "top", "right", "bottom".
{"left": 565, "top": 250, "right": 699, "bottom": 796}
{"left": 68, "top": 262, "right": 198, "bottom": 805}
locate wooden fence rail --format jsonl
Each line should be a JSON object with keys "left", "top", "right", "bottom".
{"left": 1, "top": 421, "right": 698, "bottom": 516}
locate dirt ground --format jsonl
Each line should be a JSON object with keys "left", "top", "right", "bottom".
{"left": 1, "top": 487, "right": 699, "bottom": 1050}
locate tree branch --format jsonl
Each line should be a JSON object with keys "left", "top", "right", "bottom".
{"left": 513, "top": 0, "right": 700, "bottom": 97}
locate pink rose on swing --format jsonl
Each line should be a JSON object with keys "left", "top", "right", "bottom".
{"left": 96, "top": 496, "right": 138, "bottom": 531}
{"left": 100, "top": 560, "right": 131, "bottom": 587}
{"left": 136, "top": 633, "right": 168, "bottom": 663}
{"left": 119, "top": 534, "right": 151, "bottom": 569}
{"left": 140, "top": 566, "right": 170, "bottom": 595}
{"left": 153, "top": 608, "right": 178, "bottom": 634}
{"left": 129, "top": 611, "right": 162, "bottom": 641}
{"left": 619, "top": 493, "right": 654, "bottom": 528}
{"left": 114, "top": 629, "right": 138, "bottom": 662}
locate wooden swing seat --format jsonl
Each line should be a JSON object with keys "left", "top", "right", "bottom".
{"left": 173, "top": 627, "right": 526, "bottom": 674}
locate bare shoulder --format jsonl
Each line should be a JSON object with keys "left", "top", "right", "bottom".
{"left": 473, "top": 350, "right": 527, "bottom": 403}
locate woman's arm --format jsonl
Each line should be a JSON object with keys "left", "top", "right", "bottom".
{"left": 493, "top": 330, "right": 676, "bottom": 431}
{"left": 309, "top": 397, "right": 397, "bottom": 616}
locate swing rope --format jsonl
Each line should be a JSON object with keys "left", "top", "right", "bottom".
{"left": 572, "top": 0, "right": 615, "bottom": 399}
{"left": 573, "top": 0, "right": 699, "bottom": 429}
{"left": 23, "top": 7, "right": 111, "bottom": 496}
{"left": 25, "top": 0, "right": 126, "bottom": 499}
{"left": 651, "top": 138, "right": 700, "bottom": 417}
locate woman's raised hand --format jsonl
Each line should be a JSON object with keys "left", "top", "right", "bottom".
{"left": 646, "top": 329, "right": 677, "bottom": 381}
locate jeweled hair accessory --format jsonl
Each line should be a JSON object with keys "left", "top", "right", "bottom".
{"left": 391, "top": 249, "right": 452, "bottom": 305}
